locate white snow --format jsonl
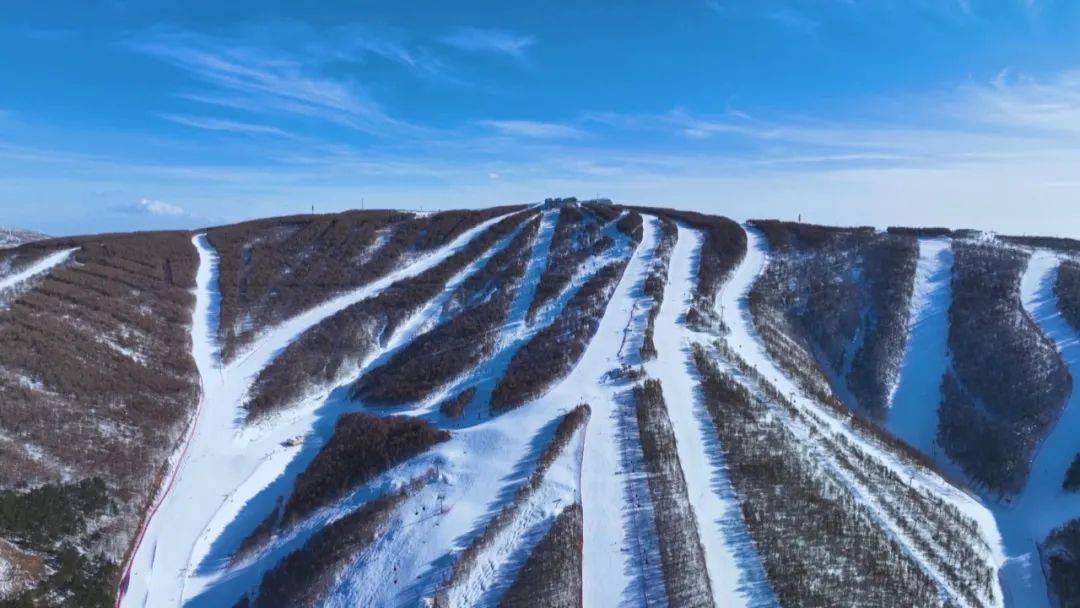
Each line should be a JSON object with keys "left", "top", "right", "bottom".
{"left": 992, "top": 249, "right": 1080, "bottom": 608}
{"left": 0, "top": 248, "right": 76, "bottom": 294}
{"left": 718, "top": 226, "right": 1005, "bottom": 608}
{"left": 105, "top": 208, "right": 1037, "bottom": 608}
{"left": 578, "top": 216, "right": 667, "bottom": 608}
{"left": 887, "top": 238, "right": 954, "bottom": 456}
{"left": 438, "top": 426, "right": 585, "bottom": 608}
{"left": 643, "top": 224, "right": 774, "bottom": 607}
{"left": 117, "top": 215, "right": 514, "bottom": 608}
{"left": 317, "top": 212, "right": 653, "bottom": 607}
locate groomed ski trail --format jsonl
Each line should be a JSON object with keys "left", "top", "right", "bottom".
{"left": 580, "top": 215, "right": 667, "bottom": 608}
{"left": 887, "top": 238, "right": 954, "bottom": 457}
{"left": 643, "top": 224, "right": 775, "bottom": 608}
{"left": 993, "top": 249, "right": 1080, "bottom": 608}
{"left": 718, "top": 226, "right": 1004, "bottom": 608}
{"left": 179, "top": 213, "right": 541, "bottom": 607}
{"left": 118, "top": 214, "right": 514, "bottom": 608}
{"left": 322, "top": 214, "right": 657, "bottom": 608}
{"left": 0, "top": 248, "right": 76, "bottom": 293}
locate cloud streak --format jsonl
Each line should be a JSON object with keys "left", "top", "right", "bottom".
{"left": 439, "top": 28, "right": 534, "bottom": 57}
{"left": 128, "top": 27, "right": 415, "bottom": 136}
{"left": 477, "top": 119, "right": 583, "bottom": 139}
{"left": 159, "top": 113, "right": 294, "bottom": 137}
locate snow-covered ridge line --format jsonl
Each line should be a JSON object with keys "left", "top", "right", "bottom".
{"left": 0, "top": 247, "right": 77, "bottom": 294}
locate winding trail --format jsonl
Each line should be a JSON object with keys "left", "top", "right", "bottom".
{"left": 118, "top": 215, "right": 512, "bottom": 608}
{"left": 643, "top": 225, "right": 774, "bottom": 608}
{"left": 993, "top": 250, "right": 1080, "bottom": 608}
{"left": 718, "top": 226, "right": 1004, "bottom": 608}
{"left": 0, "top": 248, "right": 76, "bottom": 293}
{"left": 885, "top": 243, "right": 1080, "bottom": 607}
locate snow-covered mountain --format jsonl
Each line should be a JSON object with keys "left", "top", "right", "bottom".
{"left": 1, "top": 201, "right": 1078, "bottom": 608}
{"left": 0, "top": 228, "right": 48, "bottom": 249}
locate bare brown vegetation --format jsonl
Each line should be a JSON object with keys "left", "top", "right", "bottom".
{"left": 1057, "top": 259, "right": 1080, "bottom": 334}
{"left": 941, "top": 241, "right": 1071, "bottom": 495}
{"left": 637, "top": 208, "right": 746, "bottom": 330}
{"left": 245, "top": 210, "right": 534, "bottom": 419}
{"left": 352, "top": 217, "right": 539, "bottom": 405}
{"left": 208, "top": 206, "right": 524, "bottom": 361}
{"left": 693, "top": 347, "right": 946, "bottom": 607}
{"left": 490, "top": 258, "right": 629, "bottom": 412}
{"left": 282, "top": 414, "right": 448, "bottom": 525}
{"left": 748, "top": 220, "right": 918, "bottom": 419}
{"left": 633, "top": 379, "right": 714, "bottom": 607}
{"left": 498, "top": 503, "right": 583, "bottom": 608}
{"left": 527, "top": 205, "right": 607, "bottom": 321}
{"left": 640, "top": 217, "right": 678, "bottom": 361}
{"left": 1043, "top": 518, "right": 1080, "bottom": 608}
{"left": 0, "top": 231, "right": 200, "bottom": 605}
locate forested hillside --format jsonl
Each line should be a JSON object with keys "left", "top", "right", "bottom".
{"left": 1, "top": 201, "right": 1078, "bottom": 608}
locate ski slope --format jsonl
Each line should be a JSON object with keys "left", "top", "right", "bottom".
{"left": 887, "top": 238, "right": 954, "bottom": 456}
{"left": 117, "top": 215, "right": 513, "bottom": 608}
{"left": 99, "top": 207, "right": 1047, "bottom": 607}
{"left": 718, "top": 226, "right": 1004, "bottom": 608}
{"left": 992, "top": 249, "right": 1080, "bottom": 608}
{"left": 643, "top": 224, "right": 774, "bottom": 607}
{"left": 576, "top": 215, "right": 665, "bottom": 608}
{"left": 323, "top": 214, "right": 657, "bottom": 607}
{"left": 0, "top": 248, "right": 76, "bottom": 293}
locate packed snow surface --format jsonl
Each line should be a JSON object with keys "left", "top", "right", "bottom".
{"left": 577, "top": 216, "right": 665, "bottom": 608}
{"left": 643, "top": 224, "right": 774, "bottom": 607}
{"left": 0, "top": 248, "right": 75, "bottom": 293}
{"left": 992, "top": 249, "right": 1080, "bottom": 608}
{"left": 720, "top": 227, "right": 1004, "bottom": 608}
{"left": 887, "top": 238, "right": 954, "bottom": 456}
{"left": 117, "top": 217, "right": 511, "bottom": 608}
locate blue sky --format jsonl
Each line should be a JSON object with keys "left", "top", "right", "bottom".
{"left": 3, "top": 1, "right": 1080, "bottom": 236}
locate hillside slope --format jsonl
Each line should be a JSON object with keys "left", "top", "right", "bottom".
{"left": 1, "top": 202, "right": 1079, "bottom": 607}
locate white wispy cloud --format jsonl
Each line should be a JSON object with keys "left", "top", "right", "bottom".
{"left": 159, "top": 113, "right": 294, "bottom": 137}
{"left": 960, "top": 68, "right": 1080, "bottom": 135}
{"left": 127, "top": 28, "right": 414, "bottom": 136}
{"left": 439, "top": 28, "right": 534, "bottom": 57}
{"left": 126, "top": 198, "right": 186, "bottom": 216}
{"left": 478, "top": 119, "right": 583, "bottom": 139}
